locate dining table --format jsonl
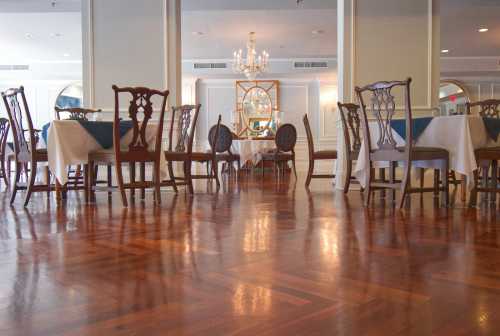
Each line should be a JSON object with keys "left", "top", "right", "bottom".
{"left": 42, "top": 119, "right": 168, "bottom": 186}
{"left": 338, "top": 115, "right": 500, "bottom": 197}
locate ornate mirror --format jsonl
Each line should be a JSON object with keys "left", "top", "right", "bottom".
{"left": 236, "top": 80, "right": 279, "bottom": 138}
{"left": 55, "top": 82, "right": 83, "bottom": 109}
{"left": 439, "top": 80, "right": 471, "bottom": 115}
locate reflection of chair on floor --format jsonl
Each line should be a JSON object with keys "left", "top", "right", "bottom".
{"left": 303, "top": 114, "right": 337, "bottom": 188}
{"left": 0, "top": 117, "right": 10, "bottom": 188}
{"left": 2, "top": 86, "right": 54, "bottom": 206}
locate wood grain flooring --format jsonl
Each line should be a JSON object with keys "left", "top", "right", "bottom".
{"left": 0, "top": 176, "right": 499, "bottom": 335}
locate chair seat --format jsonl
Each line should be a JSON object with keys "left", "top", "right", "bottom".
{"left": 410, "top": 146, "right": 448, "bottom": 160}
{"left": 313, "top": 150, "right": 337, "bottom": 160}
{"left": 191, "top": 152, "right": 212, "bottom": 161}
{"left": 88, "top": 150, "right": 115, "bottom": 164}
{"left": 475, "top": 146, "right": 500, "bottom": 160}
{"left": 261, "top": 151, "right": 294, "bottom": 161}
{"left": 164, "top": 151, "right": 189, "bottom": 162}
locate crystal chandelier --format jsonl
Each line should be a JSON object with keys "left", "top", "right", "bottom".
{"left": 232, "top": 32, "right": 269, "bottom": 80}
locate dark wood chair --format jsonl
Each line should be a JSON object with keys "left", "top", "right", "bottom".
{"left": 163, "top": 104, "right": 201, "bottom": 194}
{"left": 0, "top": 117, "right": 10, "bottom": 188}
{"left": 355, "top": 78, "right": 449, "bottom": 208}
{"left": 190, "top": 115, "right": 222, "bottom": 190}
{"left": 261, "top": 123, "right": 298, "bottom": 179}
{"left": 207, "top": 122, "right": 241, "bottom": 177}
{"left": 55, "top": 107, "right": 102, "bottom": 120}
{"left": 87, "top": 86, "right": 169, "bottom": 207}
{"left": 303, "top": 114, "right": 337, "bottom": 188}
{"left": 467, "top": 99, "right": 500, "bottom": 206}
{"left": 54, "top": 106, "right": 109, "bottom": 191}
{"left": 338, "top": 103, "right": 364, "bottom": 192}
{"left": 1, "top": 86, "right": 54, "bottom": 206}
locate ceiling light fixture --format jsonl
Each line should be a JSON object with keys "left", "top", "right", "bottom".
{"left": 63, "top": 53, "right": 70, "bottom": 57}
{"left": 233, "top": 32, "right": 269, "bottom": 80}
{"left": 478, "top": 28, "right": 489, "bottom": 33}
{"left": 312, "top": 30, "right": 324, "bottom": 35}
{"left": 441, "top": 49, "right": 449, "bottom": 54}
{"left": 192, "top": 31, "right": 204, "bottom": 36}
{"left": 25, "top": 33, "right": 33, "bottom": 39}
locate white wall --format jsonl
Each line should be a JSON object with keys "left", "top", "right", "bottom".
{"left": 194, "top": 78, "right": 338, "bottom": 172}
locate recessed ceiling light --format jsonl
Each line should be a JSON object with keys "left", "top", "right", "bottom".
{"left": 50, "top": 33, "right": 62, "bottom": 38}
{"left": 441, "top": 49, "right": 449, "bottom": 53}
{"left": 192, "top": 31, "right": 204, "bottom": 36}
{"left": 25, "top": 33, "right": 33, "bottom": 39}
{"left": 312, "top": 29, "right": 324, "bottom": 35}
{"left": 478, "top": 27, "right": 489, "bottom": 33}
{"left": 63, "top": 53, "right": 70, "bottom": 57}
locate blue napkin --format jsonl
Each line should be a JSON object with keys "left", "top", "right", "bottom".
{"left": 482, "top": 117, "right": 500, "bottom": 141}
{"left": 41, "top": 121, "right": 134, "bottom": 149}
{"left": 390, "top": 117, "right": 433, "bottom": 141}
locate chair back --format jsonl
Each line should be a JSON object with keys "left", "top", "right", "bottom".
{"left": 168, "top": 104, "right": 201, "bottom": 154}
{"left": 0, "top": 118, "right": 9, "bottom": 160}
{"left": 338, "top": 103, "right": 362, "bottom": 156}
{"left": 55, "top": 107, "right": 102, "bottom": 120}
{"left": 466, "top": 99, "right": 500, "bottom": 118}
{"left": 112, "top": 85, "right": 169, "bottom": 162}
{"left": 303, "top": 114, "right": 314, "bottom": 159}
{"left": 1, "top": 86, "right": 36, "bottom": 162}
{"left": 275, "top": 123, "right": 297, "bottom": 153}
{"left": 355, "top": 78, "right": 412, "bottom": 160}
{"left": 208, "top": 123, "right": 233, "bottom": 154}
{"left": 208, "top": 115, "right": 222, "bottom": 156}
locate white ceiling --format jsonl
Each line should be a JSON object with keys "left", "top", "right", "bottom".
{"left": 0, "top": 0, "right": 80, "bottom": 12}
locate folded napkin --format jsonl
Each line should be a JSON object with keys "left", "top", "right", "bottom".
{"left": 482, "top": 117, "right": 500, "bottom": 142}
{"left": 390, "top": 117, "right": 433, "bottom": 141}
{"left": 42, "top": 120, "right": 134, "bottom": 149}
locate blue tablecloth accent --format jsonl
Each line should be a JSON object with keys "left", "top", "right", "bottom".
{"left": 482, "top": 117, "right": 500, "bottom": 141}
{"left": 390, "top": 117, "right": 433, "bottom": 141}
{"left": 41, "top": 120, "right": 134, "bottom": 149}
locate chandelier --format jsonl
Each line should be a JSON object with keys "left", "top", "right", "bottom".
{"left": 232, "top": 32, "right": 269, "bottom": 80}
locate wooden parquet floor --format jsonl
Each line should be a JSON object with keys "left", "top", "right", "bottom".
{"left": 0, "top": 176, "right": 500, "bottom": 335}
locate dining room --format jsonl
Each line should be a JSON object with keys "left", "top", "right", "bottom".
{"left": 1, "top": 0, "right": 500, "bottom": 335}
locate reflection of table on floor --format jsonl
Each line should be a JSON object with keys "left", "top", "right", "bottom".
{"left": 231, "top": 139, "right": 275, "bottom": 165}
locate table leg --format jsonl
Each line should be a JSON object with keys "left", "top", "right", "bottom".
{"left": 55, "top": 178, "right": 62, "bottom": 203}
{"left": 460, "top": 174, "right": 467, "bottom": 203}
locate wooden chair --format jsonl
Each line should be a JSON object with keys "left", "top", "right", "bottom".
{"left": 163, "top": 104, "right": 201, "bottom": 194}
{"left": 303, "top": 114, "right": 337, "bottom": 188}
{"left": 207, "top": 122, "right": 241, "bottom": 177}
{"left": 55, "top": 106, "right": 109, "bottom": 191}
{"left": 355, "top": 78, "right": 449, "bottom": 208}
{"left": 55, "top": 107, "right": 102, "bottom": 120}
{"left": 190, "top": 115, "right": 222, "bottom": 190}
{"left": 337, "top": 103, "right": 362, "bottom": 192}
{"left": 87, "top": 86, "right": 169, "bottom": 207}
{"left": 1, "top": 86, "right": 54, "bottom": 206}
{"left": 467, "top": 99, "right": 500, "bottom": 206}
{"left": 261, "top": 123, "right": 298, "bottom": 179}
{"left": 0, "top": 117, "right": 10, "bottom": 188}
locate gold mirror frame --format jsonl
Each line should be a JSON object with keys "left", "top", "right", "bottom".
{"left": 236, "top": 80, "right": 279, "bottom": 138}
{"left": 439, "top": 79, "right": 471, "bottom": 115}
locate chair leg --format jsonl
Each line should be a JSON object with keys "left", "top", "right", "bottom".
{"left": 343, "top": 159, "right": 352, "bottom": 193}
{"left": 469, "top": 169, "right": 479, "bottom": 207}
{"left": 364, "top": 165, "right": 373, "bottom": 207}
{"left": 398, "top": 163, "right": 411, "bottom": 209}
{"left": 0, "top": 153, "right": 8, "bottom": 188}
{"left": 186, "top": 160, "right": 194, "bottom": 194}
{"left": 291, "top": 158, "right": 297, "bottom": 179}
{"left": 433, "top": 169, "right": 440, "bottom": 197}
{"left": 419, "top": 168, "right": 425, "bottom": 193}
{"left": 115, "top": 162, "right": 128, "bottom": 207}
{"left": 24, "top": 161, "right": 38, "bottom": 207}
{"left": 212, "top": 159, "right": 220, "bottom": 190}
{"left": 389, "top": 162, "right": 396, "bottom": 203}
{"left": 129, "top": 162, "right": 136, "bottom": 199}
{"left": 88, "top": 160, "right": 95, "bottom": 203}
{"left": 305, "top": 159, "right": 314, "bottom": 188}
{"left": 167, "top": 161, "right": 178, "bottom": 193}
{"left": 154, "top": 161, "right": 161, "bottom": 205}
{"left": 107, "top": 164, "right": 112, "bottom": 196}
{"left": 491, "top": 160, "right": 498, "bottom": 205}
{"left": 140, "top": 162, "right": 146, "bottom": 199}
{"left": 45, "top": 166, "right": 51, "bottom": 197}
{"left": 442, "top": 159, "right": 450, "bottom": 207}
{"left": 10, "top": 162, "right": 22, "bottom": 205}
{"left": 84, "top": 164, "right": 89, "bottom": 203}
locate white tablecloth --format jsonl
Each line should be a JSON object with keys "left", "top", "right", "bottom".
{"left": 47, "top": 120, "right": 167, "bottom": 184}
{"left": 231, "top": 139, "right": 275, "bottom": 165}
{"left": 349, "top": 115, "right": 500, "bottom": 189}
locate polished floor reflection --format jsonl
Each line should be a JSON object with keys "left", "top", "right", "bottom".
{"left": 0, "top": 176, "right": 499, "bottom": 335}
